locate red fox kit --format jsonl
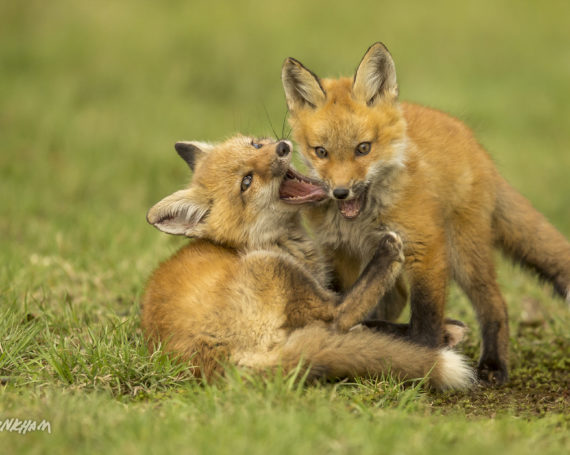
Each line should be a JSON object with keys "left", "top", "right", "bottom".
{"left": 282, "top": 43, "right": 570, "bottom": 384}
{"left": 141, "top": 135, "right": 474, "bottom": 389}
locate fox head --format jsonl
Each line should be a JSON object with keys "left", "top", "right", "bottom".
{"left": 147, "top": 135, "right": 327, "bottom": 249}
{"left": 282, "top": 42, "right": 408, "bottom": 220}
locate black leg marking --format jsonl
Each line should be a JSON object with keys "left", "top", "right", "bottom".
{"left": 408, "top": 282, "right": 444, "bottom": 348}
{"left": 477, "top": 320, "right": 509, "bottom": 386}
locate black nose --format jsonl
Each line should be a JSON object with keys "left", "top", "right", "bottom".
{"left": 333, "top": 188, "right": 350, "bottom": 199}
{"left": 276, "top": 141, "right": 290, "bottom": 157}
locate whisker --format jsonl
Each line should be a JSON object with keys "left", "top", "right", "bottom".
{"left": 263, "top": 104, "right": 279, "bottom": 140}
{"left": 280, "top": 108, "right": 289, "bottom": 141}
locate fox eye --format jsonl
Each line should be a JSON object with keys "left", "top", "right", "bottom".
{"left": 241, "top": 173, "right": 253, "bottom": 192}
{"left": 355, "top": 142, "right": 371, "bottom": 156}
{"left": 251, "top": 140, "right": 263, "bottom": 149}
{"left": 315, "top": 146, "right": 328, "bottom": 159}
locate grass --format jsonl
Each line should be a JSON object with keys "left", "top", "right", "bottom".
{"left": 0, "top": 0, "right": 568, "bottom": 453}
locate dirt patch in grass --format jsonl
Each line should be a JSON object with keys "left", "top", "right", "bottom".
{"left": 427, "top": 325, "right": 570, "bottom": 418}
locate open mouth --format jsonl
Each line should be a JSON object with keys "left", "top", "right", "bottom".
{"left": 279, "top": 168, "right": 328, "bottom": 205}
{"left": 338, "top": 192, "right": 366, "bottom": 219}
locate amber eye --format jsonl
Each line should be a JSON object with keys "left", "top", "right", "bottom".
{"left": 315, "top": 146, "right": 328, "bottom": 159}
{"left": 241, "top": 173, "right": 253, "bottom": 192}
{"left": 251, "top": 140, "right": 263, "bottom": 149}
{"left": 355, "top": 142, "right": 371, "bottom": 156}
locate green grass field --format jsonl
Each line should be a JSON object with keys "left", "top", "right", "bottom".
{"left": 1, "top": 1, "right": 568, "bottom": 453}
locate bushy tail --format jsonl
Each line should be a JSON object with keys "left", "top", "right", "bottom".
{"left": 493, "top": 176, "right": 570, "bottom": 302}
{"left": 272, "top": 326, "right": 475, "bottom": 390}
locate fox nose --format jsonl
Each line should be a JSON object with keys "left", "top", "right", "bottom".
{"left": 276, "top": 141, "right": 290, "bottom": 157}
{"left": 333, "top": 187, "right": 350, "bottom": 200}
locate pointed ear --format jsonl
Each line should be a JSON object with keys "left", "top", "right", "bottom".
{"left": 282, "top": 57, "right": 326, "bottom": 112}
{"left": 146, "top": 188, "right": 210, "bottom": 237}
{"left": 352, "top": 42, "right": 398, "bottom": 105}
{"left": 174, "top": 141, "right": 214, "bottom": 171}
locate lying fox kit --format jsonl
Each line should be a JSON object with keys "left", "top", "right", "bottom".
{"left": 141, "top": 135, "right": 474, "bottom": 390}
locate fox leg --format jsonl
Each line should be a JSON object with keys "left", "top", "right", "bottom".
{"left": 405, "top": 241, "right": 449, "bottom": 348}
{"left": 450, "top": 235, "right": 510, "bottom": 385}
{"left": 334, "top": 232, "right": 405, "bottom": 331}
{"left": 362, "top": 318, "right": 468, "bottom": 348}
{"left": 467, "top": 280, "right": 509, "bottom": 385}
{"left": 360, "top": 234, "right": 450, "bottom": 349}
{"left": 369, "top": 275, "right": 409, "bottom": 321}
{"left": 278, "top": 232, "right": 403, "bottom": 330}
{"left": 329, "top": 246, "right": 409, "bottom": 322}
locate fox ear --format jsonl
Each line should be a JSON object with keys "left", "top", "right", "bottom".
{"left": 352, "top": 42, "right": 398, "bottom": 105}
{"left": 282, "top": 57, "right": 326, "bottom": 111}
{"left": 146, "top": 188, "right": 210, "bottom": 237}
{"left": 174, "top": 141, "right": 214, "bottom": 171}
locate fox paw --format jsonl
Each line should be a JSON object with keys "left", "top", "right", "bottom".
{"left": 477, "top": 360, "right": 509, "bottom": 386}
{"left": 442, "top": 318, "right": 469, "bottom": 347}
{"left": 378, "top": 231, "right": 404, "bottom": 263}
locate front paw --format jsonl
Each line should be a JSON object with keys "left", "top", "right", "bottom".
{"left": 377, "top": 231, "right": 404, "bottom": 264}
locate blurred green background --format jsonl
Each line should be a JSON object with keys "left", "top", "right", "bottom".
{"left": 1, "top": 0, "right": 568, "bottom": 278}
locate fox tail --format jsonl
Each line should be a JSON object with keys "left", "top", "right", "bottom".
{"left": 493, "top": 176, "right": 570, "bottom": 302}
{"left": 262, "top": 326, "right": 476, "bottom": 390}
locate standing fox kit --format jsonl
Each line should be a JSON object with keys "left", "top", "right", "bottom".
{"left": 282, "top": 42, "right": 570, "bottom": 384}
{"left": 141, "top": 135, "right": 474, "bottom": 390}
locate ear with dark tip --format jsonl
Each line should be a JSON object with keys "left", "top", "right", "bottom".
{"left": 352, "top": 42, "right": 398, "bottom": 105}
{"left": 282, "top": 57, "right": 326, "bottom": 112}
{"left": 146, "top": 188, "right": 210, "bottom": 237}
{"left": 174, "top": 141, "right": 213, "bottom": 171}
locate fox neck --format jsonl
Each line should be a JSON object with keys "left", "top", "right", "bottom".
{"left": 279, "top": 224, "right": 330, "bottom": 287}
{"left": 365, "top": 135, "right": 411, "bottom": 214}
{"left": 242, "top": 213, "right": 330, "bottom": 287}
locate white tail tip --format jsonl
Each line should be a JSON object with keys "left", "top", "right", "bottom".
{"left": 437, "top": 349, "right": 476, "bottom": 390}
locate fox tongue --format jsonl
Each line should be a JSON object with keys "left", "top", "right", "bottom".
{"left": 279, "top": 169, "right": 328, "bottom": 204}
{"left": 338, "top": 198, "right": 362, "bottom": 219}
{"left": 280, "top": 179, "right": 325, "bottom": 201}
